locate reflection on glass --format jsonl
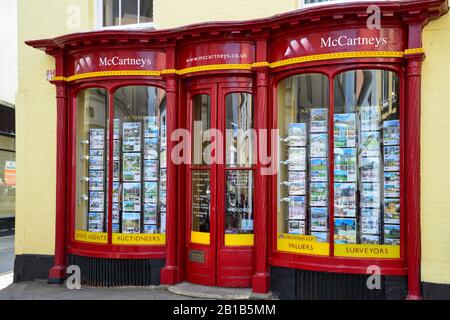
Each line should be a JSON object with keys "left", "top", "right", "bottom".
{"left": 192, "top": 94, "right": 211, "bottom": 166}
{"left": 113, "top": 86, "right": 167, "bottom": 234}
{"left": 140, "top": 0, "right": 153, "bottom": 23}
{"left": 277, "top": 73, "right": 330, "bottom": 245}
{"left": 226, "top": 93, "right": 253, "bottom": 167}
{"left": 0, "top": 147, "right": 15, "bottom": 220}
{"left": 333, "top": 69, "right": 400, "bottom": 246}
{"left": 103, "top": 0, "right": 120, "bottom": 27}
{"left": 76, "top": 88, "right": 108, "bottom": 233}
{"left": 225, "top": 170, "right": 253, "bottom": 234}
{"left": 191, "top": 170, "right": 210, "bottom": 232}
{"left": 121, "top": 0, "right": 138, "bottom": 25}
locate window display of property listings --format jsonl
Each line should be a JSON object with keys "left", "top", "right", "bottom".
{"left": 75, "top": 86, "right": 167, "bottom": 245}
{"left": 277, "top": 70, "right": 401, "bottom": 259}
{"left": 75, "top": 88, "right": 108, "bottom": 243}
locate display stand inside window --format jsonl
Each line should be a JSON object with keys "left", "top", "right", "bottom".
{"left": 75, "top": 88, "right": 108, "bottom": 243}
{"left": 333, "top": 70, "right": 400, "bottom": 258}
{"left": 277, "top": 74, "right": 330, "bottom": 256}
{"left": 276, "top": 70, "right": 401, "bottom": 259}
{"left": 112, "top": 86, "right": 167, "bottom": 244}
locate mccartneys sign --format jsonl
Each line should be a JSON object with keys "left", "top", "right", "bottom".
{"left": 320, "top": 35, "right": 388, "bottom": 48}
{"left": 99, "top": 56, "right": 153, "bottom": 68}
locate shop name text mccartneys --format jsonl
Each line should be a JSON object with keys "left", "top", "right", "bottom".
{"left": 320, "top": 36, "right": 388, "bottom": 48}
{"left": 99, "top": 56, "right": 152, "bottom": 68}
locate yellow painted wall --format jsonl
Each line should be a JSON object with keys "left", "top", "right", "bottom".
{"left": 154, "top": 0, "right": 296, "bottom": 29}
{"left": 421, "top": 13, "right": 450, "bottom": 285}
{"left": 16, "top": 0, "right": 94, "bottom": 255}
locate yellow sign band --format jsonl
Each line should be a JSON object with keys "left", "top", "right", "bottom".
{"left": 191, "top": 231, "right": 210, "bottom": 245}
{"left": 277, "top": 233, "right": 329, "bottom": 256}
{"left": 334, "top": 244, "right": 400, "bottom": 258}
{"left": 74, "top": 230, "right": 108, "bottom": 244}
{"left": 224, "top": 234, "right": 254, "bottom": 246}
{"left": 112, "top": 233, "right": 166, "bottom": 245}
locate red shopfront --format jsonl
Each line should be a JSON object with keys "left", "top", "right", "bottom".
{"left": 27, "top": 0, "right": 448, "bottom": 299}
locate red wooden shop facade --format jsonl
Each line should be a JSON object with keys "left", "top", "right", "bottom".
{"left": 27, "top": 0, "right": 448, "bottom": 299}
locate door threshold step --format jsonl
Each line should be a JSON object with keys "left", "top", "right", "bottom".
{"left": 167, "top": 282, "right": 273, "bottom": 300}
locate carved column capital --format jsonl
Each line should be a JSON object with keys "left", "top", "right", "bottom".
{"left": 404, "top": 53, "right": 425, "bottom": 77}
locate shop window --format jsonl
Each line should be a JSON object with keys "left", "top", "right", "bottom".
{"left": 225, "top": 93, "right": 254, "bottom": 235}
{"left": 113, "top": 86, "right": 166, "bottom": 236}
{"left": 102, "top": 0, "right": 153, "bottom": 28}
{"left": 191, "top": 94, "right": 211, "bottom": 234}
{"left": 75, "top": 88, "right": 108, "bottom": 236}
{"left": 277, "top": 74, "right": 330, "bottom": 256}
{"left": 276, "top": 69, "right": 401, "bottom": 259}
{"left": 333, "top": 69, "right": 400, "bottom": 254}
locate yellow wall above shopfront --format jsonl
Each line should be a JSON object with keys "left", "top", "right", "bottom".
{"left": 15, "top": 0, "right": 94, "bottom": 255}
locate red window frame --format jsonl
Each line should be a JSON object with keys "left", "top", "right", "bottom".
{"left": 67, "top": 78, "right": 168, "bottom": 259}
{"left": 268, "top": 60, "right": 407, "bottom": 276}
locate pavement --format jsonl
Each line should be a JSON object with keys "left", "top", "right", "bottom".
{"left": 0, "top": 235, "right": 14, "bottom": 274}
{"left": 0, "top": 279, "right": 272, "bottom": 300}
{"left": 0, "top": 236, "right": 271, "bottom": 300}
{"left": 0, "top": 280, "right": 199, "bottom": 300}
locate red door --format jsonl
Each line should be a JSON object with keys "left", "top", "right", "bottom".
{"left": 185, "top": 77, "right": 255, "bottom": 287}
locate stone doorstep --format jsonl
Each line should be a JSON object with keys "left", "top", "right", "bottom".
{"left": 167, "top": 282, "right": 274, "bottom": 300}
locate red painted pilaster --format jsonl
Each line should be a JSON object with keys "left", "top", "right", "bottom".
{"left": 48, "top": 59, "right": 69, "bottom": 283}
{"left": 160, "top": 71, "right": 180, "bottom": 284}
{"left": 404, "top": 51, "right": 424, "bottom": 300}
{"left": 252, "top": 64, "right": 270, "bottom": 293}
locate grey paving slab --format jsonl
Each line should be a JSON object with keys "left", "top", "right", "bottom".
{"left": 0, "top": 280, "right": 199, "bottom": 300}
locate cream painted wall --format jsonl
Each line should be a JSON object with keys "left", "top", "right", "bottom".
{"left": 154, "top": 0, "right": 296, "bottom": 29}
{"left": 15, "top": 0, "right": 94, "bottom": 255}
{"left": 421, "top": 13, "right": 450, "bottom": 285}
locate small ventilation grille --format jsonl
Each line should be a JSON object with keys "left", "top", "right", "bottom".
{"left": 68, "top": 254, "right": 164, "bottom": 287}
{"left": 270, "top": 266, "right": 407, "bottom": 300}
{"left": 295, "top": 270, "right": 385, "bottom": 300}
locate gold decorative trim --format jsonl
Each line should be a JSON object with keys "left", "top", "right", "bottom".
{"left": 404, "top": 48, "right": 425, "bottom": 55}
{"left": 51, "top": 49, "right": 423, "bottom": 81}
{"left": 67, "top": 70, "right": 161, "bottom": 81}
{"left": 251, "top": 61, "right": 271, "bottom": 68}
{"left": 160, "top": 68, "right": 177, "bottom": 75}
{"left": 269, "top": 51, "right": 404, "bottom": 68}
{"left": 176, "top": 63, "right": 252, "bottom": 75}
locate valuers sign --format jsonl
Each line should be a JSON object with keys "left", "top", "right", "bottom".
{"left": 70, "top": 50, "right": 166, "bottom": 75}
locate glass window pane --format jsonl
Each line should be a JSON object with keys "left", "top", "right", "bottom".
{"left": 139, "top": 0, "right": 153, "bottom": 23}
{"left": 0, "top": 144, "right": 15, "bottom": 221}
{"left": 192, "top": 94, "right": 211, "bottom": 166}
{"left": 103, "top": 0, "right": 120, "bottom": 27}
{"left": 191, "top": 170, "right": 210, "bottom": 232}
{"left": 76, "top": 88, "right": 108, "bottom": 234}
{"left": 121, "top": 0, "right": 138, "bottom": 25}
{"left": 333, "top": 70, "right": 400, "bottom": 248}
{"left": 225, "top": 170, "right": 253, "bottom": 234}
{"left": 277, "top": 74, "right": 330, "bottom": 254}
{"left": 226, "top": 93, "right": 253, "bottom": 167}
{"left": 113, "top": 86, "right": 166, "bottom": 235}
